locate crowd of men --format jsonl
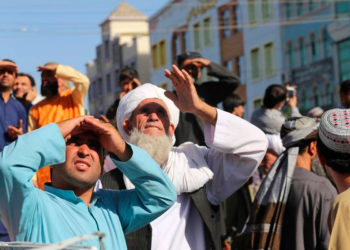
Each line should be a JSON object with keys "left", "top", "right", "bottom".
{"left": 1, "top": 52, "right": 350, "bottom": 250}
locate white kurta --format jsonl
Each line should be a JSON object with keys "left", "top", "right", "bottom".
{"left": 103, "top": 109, "right": 268, "bottom": 249}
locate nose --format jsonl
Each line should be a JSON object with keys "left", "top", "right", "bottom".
{"left": 147, "top": 112, "right": 160, "bottom": 121}
{"left": 77, "top": 144, "right": 90, "bottom": 158}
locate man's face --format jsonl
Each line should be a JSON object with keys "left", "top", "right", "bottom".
{"left": 52, "top": 133, "right": 102, "bottom": 190}
{"left": 233, "top": 105, "right": 245, "bottom": 118}
{"left": 126, "top": 99, "right": 175, "bottom": 137}
{"left": 0, "top": 68, "right": 16, "bottom": 89}
{"left": 181, "top": 59, "right": 202, "bottom": 81}
{"left": 13, "top": 75, "right": 32, "bottom": 99}
{"left": 41, "top": 70, "right": 58, "bottom": 97}
{"left": 120, "top": 77, "right": 138, "bottom": 93}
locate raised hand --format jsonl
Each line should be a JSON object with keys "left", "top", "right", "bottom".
{"left": 0, "top": 61, "right": 18, "bottom": 73}
{"left": 57, "top": 116, "right": 93, "bottom": 140}
{"left": 164, "top": 64, "right": 217, "bottom": 125}
{"left": 37, "top": 64, "right": 58, "bottom": 74}
{"left": 164, "top": 65, "right": 202, "bottom": 114}
{"left": 7, "top": 120, "right": 23, "bottom": 140}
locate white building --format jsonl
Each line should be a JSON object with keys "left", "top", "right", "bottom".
{"left": 87, "top": 2, "right": 150, "bottom": 116}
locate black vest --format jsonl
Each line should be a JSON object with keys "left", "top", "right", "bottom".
{"left": 100, "top": 169, "right": 223, "bottom": 250}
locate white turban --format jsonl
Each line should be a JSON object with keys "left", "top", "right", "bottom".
{"left": 116, "top": 83, "right": 180, "bottom": 142}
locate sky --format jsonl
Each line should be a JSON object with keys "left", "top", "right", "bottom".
{"left": 0, "top": 0, "right": 169, "bottom": 94}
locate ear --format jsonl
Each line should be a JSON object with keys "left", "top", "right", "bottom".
{"left": 123, "top": 119, "right": 133, "bottom": 136}
{"left": 168, "top": 123, "right": 175, "bottom": 137}
{"left": 308, "top": 141, "right": 317, "bottom": 158}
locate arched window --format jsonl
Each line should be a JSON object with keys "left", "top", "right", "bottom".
{"left": 287, "top": 41, "right": 294, "bottom": 70}
{"left": 310, "top": 33, "right": 318, "bottom": 62}
{"left": 299, "top": 37, "right": 306, "bottom": 66}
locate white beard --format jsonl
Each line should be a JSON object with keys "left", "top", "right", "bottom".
{"left": 128, "top": 128, "right": 172, "bottom": 168}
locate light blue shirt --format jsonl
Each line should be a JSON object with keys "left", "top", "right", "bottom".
{"left": 0, "top": 123, "right": 176, "bottom": 249}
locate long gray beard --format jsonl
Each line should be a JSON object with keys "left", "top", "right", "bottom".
{"left": 128, "top": 128, "right": 172, "bottom": 168}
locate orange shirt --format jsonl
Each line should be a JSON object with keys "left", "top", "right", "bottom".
{"left": 28, "top": 64, "right": 90, "bottom": 189}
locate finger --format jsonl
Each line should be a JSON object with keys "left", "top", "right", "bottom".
{"left": 164, "top": 91, "right": 177, "bottom": 104}
{"left": 182, "top": 70, "right": 194, "bottom": 86}
{"left": 172, "top": 65, "right": 186, "bottom": 82}
{"left": 19, "top": 120, "right": 23, "bottom": 129}
{"left": 99, "top": 115, "right": 110, "bottom": 123}
{"left": 164, "top": 70, "right": 180, "bottom": 87}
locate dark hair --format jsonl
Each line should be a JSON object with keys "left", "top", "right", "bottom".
{"left": 317, "top": 136, "right": 350, "bottom": 174}
{"left": 119, "top": 67, "right": 139, "bottom": 82}
{"left": 223, "top": 94, "right": 245, "bottom": 113}
{"left": 2, "top": 58, "right": 15, "bottom": 64}
{"left": 176, "top": 51, "right": 202, "bottom": 68}
{"left": 340, "top": 80, "right": 350, "bottom": 95}
{"left": 263, "top": 84, "right": 287, "bottom": 109}
{"left": 17, "top": 73, "right": 36, "bottom": 87}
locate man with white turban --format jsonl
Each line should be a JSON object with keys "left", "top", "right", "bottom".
{"left": 102, "top": 65, "right": 268, "bottom": 250}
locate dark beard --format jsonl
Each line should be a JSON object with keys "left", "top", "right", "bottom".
{"left": 41, "top": 80, "right": 58, "bottom": 97}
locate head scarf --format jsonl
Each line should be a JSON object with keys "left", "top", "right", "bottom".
{"left": 116, "top": 83, "right": 179, "bottom": 143}
{"left": 237, "top": 116, "right": 318, "bottom": 249}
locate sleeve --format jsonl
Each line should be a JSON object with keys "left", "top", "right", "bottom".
{"left": 0, "top": 123, "right": 66, "bottom": 235}
{"left": 27, "top": 108, "right": 38, "bottom": 132}
{"left": 56, "top": 65, "right": 90, "bottom": 106}
{"left": 204, "top": 109, "right": 268, "bottom": 205}
{"left": 328, "top": 195, "right": 350, "bottom": 250}
{"left": 197, "top": 62, "right": 240, "bottom": 107}
{"left": 316, "top": 182, "right": 337, "bottom": 250}
{"left": 109, "top": 145, "right": 177, "bottom": 234}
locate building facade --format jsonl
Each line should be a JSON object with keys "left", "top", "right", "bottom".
{"left": 149, "top": 0, "right": 245, "bottom": 92}
{"left": 87, "top": 2, "right": 150, "bottom": 116}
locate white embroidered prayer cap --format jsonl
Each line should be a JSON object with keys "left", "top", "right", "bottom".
{"left": 319, "top": 108, "right": 350, "bottom": 154}
{"left": 116, "top": 83, "right": 179, "bottom": 142}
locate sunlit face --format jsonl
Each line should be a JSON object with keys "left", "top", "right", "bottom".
{"left": 233, "top": 105, "right": 245, "bottom": 118}
{"left": 13, "top": 75, "right": 32, "bottom": 98}
{"left": 0, "top": 68, "right": 16, "bottom": 89}
{"left": 124, "top": 99, "right": 175, "bottom": 137}
{"left": 259, "top": 150, "right": 278, "bottom": 175}
{"left": 52, "top": 133, "right": 102, "bottom": 190}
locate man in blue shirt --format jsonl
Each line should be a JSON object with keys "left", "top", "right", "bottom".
{"left": 0, "top": 115, "right": 176, "bottom": 249}
{"left": 0, "top": 59, "right": 27, "bottom": 241}
{"left": 0, "top": 60, "right": 27, "bottom": 151}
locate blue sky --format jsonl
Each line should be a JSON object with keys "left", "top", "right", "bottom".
{"left": 0, "top": 0, "right": 169, "bottom": 90}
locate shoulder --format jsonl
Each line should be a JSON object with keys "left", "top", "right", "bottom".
{"left": 10, "top": 97, "right": 26, "bottom": 114}
{"left": 334, "top": 189, "right": 350, "bottom": 208}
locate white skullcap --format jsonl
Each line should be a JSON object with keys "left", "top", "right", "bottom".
{"left": 116, "top": 83, "right": 180, "bottom": 141}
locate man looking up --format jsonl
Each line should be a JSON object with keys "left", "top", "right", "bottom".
{"left": 175, "top": 51, "right": 240, "bottom": 146}
{"left": 13, "top": 72, "right": 37, "bottom": 113}
{"left": 102, "top": 65, "right": 267, "bottom": 250}
{"left": 0, "top": 116, "right": 176, "bottom": 249}
{"left": 29, "top": 63, "right": 90, "bottom": 188}
{"left": 0, "top": 60, "right": 27, "bottom": 242}
{"left": 317, "top": 108, "right": 350, "bottom": 249}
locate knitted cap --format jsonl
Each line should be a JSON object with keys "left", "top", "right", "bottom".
{"left": 319, "top": 108, "right": 350, "bottom": 153}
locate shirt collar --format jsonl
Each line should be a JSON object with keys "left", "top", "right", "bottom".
{"left": 44, "top": 184, "right": 101, "bottom": 205}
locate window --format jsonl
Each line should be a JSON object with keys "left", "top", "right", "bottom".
{"left": 112, "top": 43, "right": 120, "bottom": 64}
{"left": 106, "top": 74, "right": 112, "bottom": 93}
{"left": 286, "top": 2, "right": 293, "bottom": 19}
{"left": 152, "top": 44, "right": 158, "bottom": 69}
{"left": 299, "top": 38, "right": 306, "bottom": 66}
{"left": 338, "top": 39, "right": 350, "bottom": 81}
{"left": 248, "top": 0, "right": 256, "bottom": 25}
{"left": 159, "top": 40, "right": 167, "bottom": 67}
{"left": 204, "top": 18, "right": 212, "bottom": 47}
{"left": 264, "top": 42, "right": 275, "bottom": 77}
{"left": 326, "top": 83, "right": 334, "bottom": 105}
{"left": 183, "top": 31, "right": 189, "bottom": 51}
{"left": 262, "top": 0, "right": 273, "bottom": 20}
{"left": 225, "top": 60, "right": 233, "bottom": 71}
{"left": 193, "top": 22, "right": 201, "bottom": 50}
{"left": 287, "top": 41, "right": 294, "bottom": 70}
{"left": 297, "top": 1, "right": 303, "bottom": 15}
{"left": 104, "top": 40, "right": 110, "bottom": 60}
{"left": 309, "top": 0, "right": 316, "bottom": 11}
{"left": 336, "top": 0, "right": 350, "bottom": 16}
{"left": 310, "top": 33, "right": 318, "bottom": 62}
{"left": 253, "top": 98, "right": 263, "bottom": 109}
{"left": 323, "top": 29, "right": 332, "bottom": 58}
{"left": 222, "top": 9, "right": 231, "bottom": 38}
{"left": 251, "top": 48, "right": 261, "bottom": 81}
